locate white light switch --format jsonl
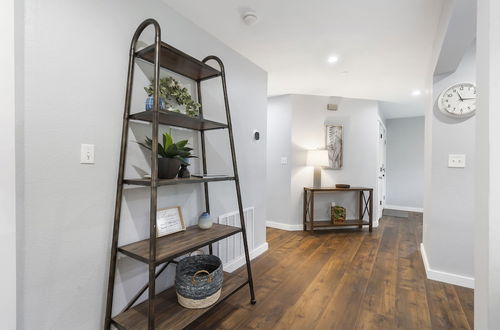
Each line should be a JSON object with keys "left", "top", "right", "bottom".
{"left": 448, "top": 154, "right": 465, "bottom": 168}
{"left": 80, "top": 144, "right": 95, "bottom": 164}
{"left": 280, "top": 157, "right": 288, "bottom": 165}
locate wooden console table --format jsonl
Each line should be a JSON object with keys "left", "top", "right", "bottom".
{"left": 303, "top": 187, "right": 373, "bottom": 232}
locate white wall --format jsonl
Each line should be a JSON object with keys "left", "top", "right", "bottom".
{"left": 267, "top": 94, "right": 380, "bottom": 229}
{"left": 0, "top": 0, "right": 17, "bottom": 327}
{"left": 21, "top": 0, "right": 267, "bottom": 329}
{"left": 386, "top": 116, "right": 424, "bottom": 209}
{"left": 422, "top": 44, "right": 476, "bottom": 287}
{"left": 475, "top": 0, "right": 500, "bottom": 327}
{"left": 266, "top": 96, "right": 292, "bottom": 225}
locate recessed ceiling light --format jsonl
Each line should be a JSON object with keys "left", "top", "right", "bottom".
{"left": 412, "top": 90, "right": 422, "bottom": 96}
{"left": 327, "top": 56, "right": 339, "bottom": 64}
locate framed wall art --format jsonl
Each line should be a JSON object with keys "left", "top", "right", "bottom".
{"left": 156, "top": 206, "right": 186, "bottom": 237}
{"left": 325, "top": 125, "right": 343, "bottom": 169}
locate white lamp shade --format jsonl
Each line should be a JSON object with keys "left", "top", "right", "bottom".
{"left": 307, "top": 149, "right": 329, "bottom": 167}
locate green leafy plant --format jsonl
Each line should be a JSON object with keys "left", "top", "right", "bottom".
{"left": 145, "top": 77, "right": 201, "bottom": 118}
{"left": 139, "top": 131, "right": 197, "bottom": 165}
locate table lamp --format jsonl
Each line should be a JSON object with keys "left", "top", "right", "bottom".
{"left": 307, "top": 149, "right": 329, "bottom": 188}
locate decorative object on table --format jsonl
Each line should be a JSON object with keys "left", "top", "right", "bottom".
{"left": 335, "top": 184, "right": 351, "bottom": 189}
{"left": 326, "top": 125, "right": 343, "bottom": 169}
{"left": 139, "top": 131, "right": 197, "bottom": 179}
{"left": 332, "top": 205, "right": 346, "bottom": 224}
{"left": 437, "top": 82, "right": 477, "bottom": 118}
{"left": 145, "top": 95, "right": 168, "bottom": 111}
{"left": 156, "top": 206, "right": 186, "bottom": 237}
{"left": 144, "top": 76, "right": 201, "bottom": 117}
{"left": 306, "top": 149, "right": 329, "bottom": 188}
{"left": 198, "top": 212, "right": 213, "bottom": 230}
{"left": 178, "top": 160, "right": 191, "bottom": 179}
{"left": 175, "top": 254, "right": 223, "bottom": 309}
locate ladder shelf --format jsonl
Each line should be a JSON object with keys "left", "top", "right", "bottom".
{"left": 104, "top": 19, "right": 256, "bottom": 330}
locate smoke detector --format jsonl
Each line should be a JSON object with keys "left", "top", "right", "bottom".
{"left": 242, "top": 11, "right": 259, "bottom": 26}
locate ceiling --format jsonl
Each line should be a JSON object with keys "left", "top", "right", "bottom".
{"left": 164, "top": 0, "right": 449, "bottom": 116}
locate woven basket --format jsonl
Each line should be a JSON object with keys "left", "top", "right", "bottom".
{"left": 175, "top": 254, "right": 223, "bottom": 309}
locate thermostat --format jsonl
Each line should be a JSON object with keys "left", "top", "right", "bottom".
{"left": 253, "top": 130, "right": 260, "bottom": 140}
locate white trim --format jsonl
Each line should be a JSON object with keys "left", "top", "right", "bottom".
{"left": 420, "top": 243, "right": 474, "bottom": 289}
{"left": 266, "top": 221, "right": 303, "bottom": 231}
{"left": 223, "top": 242, "right": 269, "bottom": 273}
{"left": 385, "top": 204, "right": 423, "bottom": 213}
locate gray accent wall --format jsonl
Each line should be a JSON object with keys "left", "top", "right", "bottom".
{"left": 386, "top": 117, "right": 425, "bottom": 209}
{"left": 267, "top": 94, "right": 381, "bottom": 228}
{"left": 20, "top": 1, "right": 268, "bottom": 328}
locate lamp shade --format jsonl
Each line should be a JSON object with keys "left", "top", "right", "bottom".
{"left": 307, "top": 149, "right": 329, "bottom": 167}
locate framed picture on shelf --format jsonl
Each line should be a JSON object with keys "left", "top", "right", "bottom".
{"left": 156, "top": 206, "right": 186, "bottom": 237}
{"left": 325, "top": 125, "right": 343, "bottom": 169}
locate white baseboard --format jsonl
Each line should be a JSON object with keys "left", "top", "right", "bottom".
{"left": 266, "top": 221, "right": 303, "bottom": 231}
{"left": 385, "top": 204, "right": 423, "bottom": 213}
{"left": 223, "top": 242, "right": 269, "bottom": 273}
{"left": 420, "top": 243, "right": 474, "bottom": 288}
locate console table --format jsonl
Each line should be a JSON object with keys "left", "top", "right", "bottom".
{"left": 303, "top": 187, "right": 373, "bottom": 232}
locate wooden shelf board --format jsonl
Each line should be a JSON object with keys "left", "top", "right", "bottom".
{"left": 304, "top": 187, "right": 373, "bottom": 192}
{"left": 309, "top": 220, "right": 370, "bottom": 228}
{"left": 135, "top": 42, "right": 221, "bottom": 81}
{"left": 112, "top": 272, "right": 247, "bottom": 330}
{"left": 118, "top": 224, "right": 241, "bottom": 264}
{"left": 124, "top": 176, "right": 235, "bottom": 187}
{"left": 129, "top": 110, "right": 228, "bottom": 131}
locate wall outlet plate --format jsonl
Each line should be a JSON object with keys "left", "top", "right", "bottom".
{"left": 280, "top": 157, "right": 288, "bottom": 165}
{"left": 448, "top": 154, "right": 465, "bottom": 168}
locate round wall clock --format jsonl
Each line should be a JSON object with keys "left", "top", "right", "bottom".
{"left": 438, "top": 82, "right": 477, "bottom": 118}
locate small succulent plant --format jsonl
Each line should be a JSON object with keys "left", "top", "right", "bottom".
{"left": 139, "top": 131, "right": 197, "bottom": 165}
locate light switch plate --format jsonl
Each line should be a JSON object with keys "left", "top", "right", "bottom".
{"left": 448, "top": 154, "right": 465, "bottom": 168}
{"left": 280, "top": 157, "right": 288, "bottom": 165}
{"left": 81, "top": 144, "right": 95, "bottom": 164}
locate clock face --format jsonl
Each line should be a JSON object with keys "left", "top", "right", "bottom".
{"left": 438, "top": 82, "right": 477, "bottom": 118}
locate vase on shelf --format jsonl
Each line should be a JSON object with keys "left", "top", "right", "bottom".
{"left": 198, "top": 212, "right": 212, "bottom": 230}
{"left": 145, "top": 96, "right": 168, "bottom": 111}
{"left": 178, "top": 164, "right": 191, "bottom": 179}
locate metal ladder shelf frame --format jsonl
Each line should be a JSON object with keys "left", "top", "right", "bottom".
{"left": 104, "top": 18, "right": 256, "bottom": 330}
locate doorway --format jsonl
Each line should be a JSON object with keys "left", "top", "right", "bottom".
{"left": 378, "top": 120, "right": 387, "bottom": 219}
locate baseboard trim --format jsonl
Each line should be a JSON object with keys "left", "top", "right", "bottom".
{"left": 224, "top": 242, "right": 269, "bottom": 273}
{"left": 266, "top": 221, "right": 303, "bottom": 231}
{"left": 385, "top": 204, "right": 423, "bottom": 213}
{"left": 420, "top": 243, "right": 474, "bottom": 288}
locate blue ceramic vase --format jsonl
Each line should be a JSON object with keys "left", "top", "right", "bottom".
{"left": 145, "top": 96, "right": 167, "bottom": 111}
{"left": 198, "top": 212, "right": 212, "bottom": 230}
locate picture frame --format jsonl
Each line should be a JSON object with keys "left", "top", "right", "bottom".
{"left": 325, "top": 125, "right": 343, "bottom": 169}
{"left": 156, "top": 206, "right": 186, "bottom": 237}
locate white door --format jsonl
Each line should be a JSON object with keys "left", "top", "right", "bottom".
{"left": 378, "top": 122, "right": 386, "bottom": 218}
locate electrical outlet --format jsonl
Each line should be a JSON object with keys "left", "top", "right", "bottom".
{"left": 280, "top": 157, "right": 288, "bottom": 165}
{"left": 448, "top": 154, "right": 465, "bottom": 168}
{"left": 80, "top": 144, "right": 95, "bottom": 164}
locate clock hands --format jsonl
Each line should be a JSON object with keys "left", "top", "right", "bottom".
{"left": 457, "top": 91, "right": 476, "bottom": 101}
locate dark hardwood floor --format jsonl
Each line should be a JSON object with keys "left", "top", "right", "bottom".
{"left": 188, "top": 214, "right": 473, "bottom": 329}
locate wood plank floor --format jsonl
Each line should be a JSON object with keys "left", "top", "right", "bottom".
{"left": 187, "top": 214, "right": 473, "bottom": 329}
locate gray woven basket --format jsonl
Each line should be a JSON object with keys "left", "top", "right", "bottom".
{"left": 175, "top": 254, "right": 223, "bottom": 309}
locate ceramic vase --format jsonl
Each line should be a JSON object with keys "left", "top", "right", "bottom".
{"left": 198, "top": 212, "right": 212, "bottom": 230}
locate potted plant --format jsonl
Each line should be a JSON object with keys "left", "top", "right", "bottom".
{"left": 139, "top": 131, "right": 197, "bottom": 179}
{"left": 144, "top": 77, "right": 201, "bottom": 117}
